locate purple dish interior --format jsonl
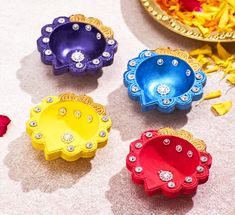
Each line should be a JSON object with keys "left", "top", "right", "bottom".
{"left": 37, "top": 16, "right": 118, "bottom": 76}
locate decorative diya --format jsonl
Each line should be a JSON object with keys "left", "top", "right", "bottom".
{"left": 124, "top": 48, "right": 206, "bottom": 113}
{"left": 140, "top": 0, "right": 235, "bottom": 42}
{"left": 26, "top": 93, "right": 112, "bottom": 161}
{"left": 126, "top": 128, "right": 212, "bottom": 198}
{"left": 37, "top": 14, "right": 118, "bottom": 75}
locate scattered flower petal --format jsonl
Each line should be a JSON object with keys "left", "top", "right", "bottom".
{"left": 211, "top": 101, "right": 232, "bottom": 116}
{"left": 0, "top": 115, "right": 11, "bottom": 137}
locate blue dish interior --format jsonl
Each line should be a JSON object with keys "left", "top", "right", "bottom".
{"left": 49, "top": 23, "right": 106, "bottom": 64}
{"left": 135, "top": 55, "right": 195, "bottom": 102}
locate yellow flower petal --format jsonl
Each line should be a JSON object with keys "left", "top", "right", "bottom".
{"left": 227, "top": 74, "right": 235, "bottom": 84}
{"left": 204, "top": 90, "right": 222, "bottom": 100}
{"left": 217, "top": 43, "right": 232, "bottom": 60}
{"left": 190, "top": 45, "right": 212, "bottom": 57}
{"left": 218, "top": 6, "right": 229, "bottom": 29}
{"left": 211, "top": 101, "right": 232, "bottom": 116}
{"left": 205, "top": 66, "right": 219, "bottom": 74}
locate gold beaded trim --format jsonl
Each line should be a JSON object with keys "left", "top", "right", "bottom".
{"left": 69, "top": 14, "right": 114, "bottom": 38}
{"left": 140, "top": 0, "right": 235, "bottom": 42}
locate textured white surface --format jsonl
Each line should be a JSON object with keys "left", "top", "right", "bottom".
{"left": 0, "top": 0, "right": 235, "bottom": 214}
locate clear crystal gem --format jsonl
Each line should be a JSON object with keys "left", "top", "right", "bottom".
{"left": 128, "top": 74, "right": 135, "bottom": 80}
{"left": 162, "top": 99, "right": 171, "bottom": 105}
{"left": 145, "top": 132, "right": 153, "bottom": 138}
{"left": 74, "top": 110, "right": 81, "bottom": 118}
{"left": 200, "top": 156, "right": 208, "bottom": 163}
{"left": 34, "top": 106, "right": 41, "bottom": 113}
{"left": 30, "top": 121, "right": 37, "bottom": 127}
{"left": 135, "top": 166, "right": 143, "bottom": 173}
{"left": 157, "top": 58, "right": 164, "bottom": 65}
{"left": 172, "top": 59, "right": 178, "bottom": 66}
{"left": 67, "top": 145, "right": 75, "bottom": 152}
{"left": 72, "top": 23, "right": 79, "bottom": 30}
{"left": 186, "top": 69, "right": 191, "bottom": 76}
{"left": 92, "top": 59, "right": 100, "bottom": 65}
{"left": 101, "top": 116, "right": 109, "bottom": 122}
{"left": 59, "top": 107, "right": 67, "bottom": 116}
{"left": 102, "top": 52, "right": 110, "bottom": 58}
{"left": 58, "top": 18, "right": 65, "bottom": 23}
{"left": 157, "top": 84, "right": 170, "bottom": 95}
{"left": 87, "top": 115, "right": 93, "bottom": 123}
{"left": 62, "top": 133, "right": 74, "bottom": 143}
{"left": 85, "top": 25, "right": 92, "bottom": 31}
{"left": 168, "top": 181, "right": 175, "bottom": 188}
{"left": 76, "top": 62, "right": 83, "bottom": 68}
{"left": 196, "top": 166, "right": 204, "bottom": 173}
{"left": 159, "top": 170, "right": 173, "bottom": 182}
{"left": 44, "top": 49, "right": 52, "bottom": 56}
{"left": 181, "top": 95, "right": 188, "bottom": 102}
{"left": 99, "top": 131, "right": 106, "bottom": 137}
{"left": 46, "top": 97, "right": 53, "bottom": 103}
{"left": 71, "top": 51, "right": 85, "bottom": 62}
{"left": 196, "top": 73, "right": 202, "bottom": 80}
{"left": 163, "top": 138, "right": 170, "bottom": 145}
{"left": 131, "top": 86, "right": 139, "bottom": 93}
{"left": 185, "top": 176, "right": 193, "bottom": 183}
{"left": 129, "top": 156, "right": 136, "bottom": 162}
{"left": 187, "top": 150, "right": 193, "bottom": 157}
{"left": 107, "top": 39, "right": 115, "bottom": 45}
{"left": 192, "top": 86, "right": 199, "bottom": 93}
{"left": 176, "top": 145, "right": 182, "bottom": 152}
{"left": 86, "top": 142, "right": 93, "bottom": 149}
{"left": 35, "top": 133, "right": 42, "bottom": 139}
{"left": 96, "top": 33, "right": 101, "bottom": 40}
{"left": 144, "top": 51, "right": 152, "bottom": 57}
{"left": 129, "top": 60, "right": 136, "bottom": 66}
{"left": 45, "top": 26, "right": 53, "bottom": 33}
{"left": 135, "top": 142, "right": 142, "bottom": 149}
{"left": 42, "top": 37, "right": 49, "bottom": 43}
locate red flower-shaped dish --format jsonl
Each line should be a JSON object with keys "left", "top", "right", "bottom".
{"left": 126, "top": 128, "right": 212, "bottom": 198}
{"left": 0, "top": 115, "right": 11, "bottom": 137}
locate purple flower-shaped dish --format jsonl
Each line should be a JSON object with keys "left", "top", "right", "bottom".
{"left": 37, "top": 14, "right": 118, "bottom": 75}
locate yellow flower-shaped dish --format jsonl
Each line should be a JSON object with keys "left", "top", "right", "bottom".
{"left": 26, "top": 93, "right": 112, "bottom": 161}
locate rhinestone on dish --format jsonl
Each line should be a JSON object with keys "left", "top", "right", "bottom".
{"left": 159, "top": 170, "right": 173, "bottom": 182}
{"left": 162, "top": 99, "right": 171, "bottom": 105}
{"left": 172, "top": 59, "right": 178, "bottom": 66}
{"left": 67, "top": 145, "right": 75, "bottom": 152}
{"left": 58, "top": 18, "right": 65, "bottom": 24}
{"left": 87, "top": 115, "right": 93, "bottom": 123}
{"left": 71, "top": 51, "right": 85, "bottom": 62}
{"left": 92, "top": 59, "right": 100, "bottom": 65}
{"left": 101, "top": 115, "right": 109, "bottom": 122}
{"left": 30, "top": 121, "right": 37, "bottom": 127}
{"left": 99, "top": 131, "right": 106, "bottom": 137}
{"left": 96, "top": 33, "right": 102, "bottom": 40}
{"left": 76, "top": 62, "right": 84, "bottom": 68}
{"left": 129, "top": 60, "right": 136, "bottom": 67}
{"left": 185, "top": 176, "right": 193, "bottom": 183}
{"left": 131, "top": 85, "right": 139, "bottom": 93}
{"left": 102, "top": 52, "right": 111, "bottom": 58}
{"left": 163, "top": 138, "right": 170, "bottom": 145}
{"left": 180, "top": 95, "right": 188, "bottom": 102}
{"left": 187, "top": 150, "right": 193, "bottom": 158}
{"left": 45, "top": 26, "right": 53, "bottom": 33}
{"left": 107, "top": 39, "right": 115, "bottom": 45}
{"left": 144, "top": 51, "right": 152, "bottom": 57}
{"left": 34, "top": 106, "right": 41, "bottom": 113}
{"left": 196, "top": 73, "right": 203, "bottom": 80}
{"left": 86, "top": 142, "right": 93, "bottom": 149}
{"left": 196, "top": 166, "right": 204, "bottom": 173}
{"left": 59, "top": 107, "right": 67, "bottom": 116}
{"left": 135, "top": 142, "right": 143, "bottom": 149}
{"left": 85, "top": 25, "right": 92, "bottom": 31}
{"left": 129, "top": 156, "right": 136, "bottom": 162}
{"left": 35, "top": 133, "right": 42, "bottom": 139}
{"left": 42, "top": 37, "right": 50, "bottom": 43}
{"left": 46, "top": 97, "right": 53, "bottom": 103}
{"left": 186, "top": 69, "right": 191, "bottom": 76}
{"left": 145, "top": 132, "right": 153, "bottom": 138}
{"left": 168, "top": 182, "right": 175, "bottom": 188}
{"left": 200, "top": 156, "right": 208, "bottom": 163}
{"left": 44, "top": 49, "right": 52, "bottom": 56}
{"left": 157, "top": 84, "right": 170, "bottom": 95}
{"left": 61, "top": 133, "right": 74, "bottom": 143}
{"left": 72, "top": 23, "right": 79, "bottom": 30}
{"left": 74, "top": 110, "right": 81, "bottom": 118}
{"left": 128, "top": 74, "right": 135, "bottom": 80}
{"left": 192, "top": 86, "right": 200, "bottom": 93}
{"left": 135, "top": 166, "right": 143, "bottom": 173}
{"left": 157, "top": 58, "right": 164, "bottom": 65}
{"left": 176, "top": 145, "right": 182, "bottom": 152}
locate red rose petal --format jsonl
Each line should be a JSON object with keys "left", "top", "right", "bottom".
{"left": 180, "top": 0, "right": 201, "bottom": 12}
{"left": 0, "top": 115, "right": 11, "bottom": 137}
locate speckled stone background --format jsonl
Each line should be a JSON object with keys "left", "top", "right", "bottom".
{"left": 0, "top": 0, "right": 235, "bottom": 214}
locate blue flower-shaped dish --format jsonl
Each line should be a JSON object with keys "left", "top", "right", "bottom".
{"left": 37, "top": 14, "right": 118, "bottom": 75}
{"left": 124, "top": 48, "right": 206, "bottom": 113}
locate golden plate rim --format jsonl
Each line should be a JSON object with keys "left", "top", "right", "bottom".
{"left": 139, "top": 0, "right": 235, "bottom": 42}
